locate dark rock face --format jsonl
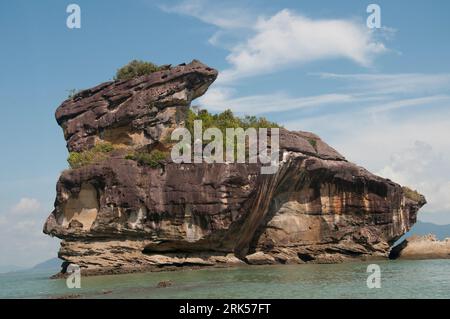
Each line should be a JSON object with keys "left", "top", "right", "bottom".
{"left": 44, "top": 60, "right": 426, "bottom": 274}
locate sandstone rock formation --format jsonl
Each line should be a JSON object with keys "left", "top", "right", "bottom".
{"left": 44, "top": 60, "right": 426, "bottom": 275}
{"left": 389, "top": 234, "right": 450, "bottom": 260}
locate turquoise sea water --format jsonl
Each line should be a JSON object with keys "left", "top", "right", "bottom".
{"left": 1, "top": 259, "right": 449, "bottom": 299}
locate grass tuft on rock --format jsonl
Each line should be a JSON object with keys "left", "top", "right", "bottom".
{"left": 114, "top": 60, "right": 164, "bottom": 81}
{"left": 67, "top": 142, "right": 115, "bottom": 169}
{"left": 185, "top": 108, "right": 280, "bottom": 136}
{"left": 125, "top": 149, "right": 168, "bottom": 168}
{"left": 402, "top": 186, "right": 424, "bottom": 203}
{"left": 181, "top": 108, "right": 281, "bottom": 159}
{"left": 307, "top": 138, "right": 318, "bottom": 151}
{"left": 67, "top": 89, "right": 81, "bottom": 99}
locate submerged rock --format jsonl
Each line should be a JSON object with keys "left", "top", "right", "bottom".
{"left": 43, "top": 60, "right": 426, "bottom": 275}
{"left": 156, "top": 280, "right": 173, "bottom": 288}
{"left": 389, "top": 234, "right": 450, "bottom": 260}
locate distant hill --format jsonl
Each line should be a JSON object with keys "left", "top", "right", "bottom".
{"left": 0, "top": 258, "right": 62, "bottom": 275}
{"left": 406, "top": 221, "right": 450, "bottom": 240}
{"left": 31, "top": 257, "right": 62, "bottom": 271}
{"left": 393, "top": 221, "right": 450, "bottom": 246}
{"left": 0, "top": 265, "right": 24, "bottom": 274}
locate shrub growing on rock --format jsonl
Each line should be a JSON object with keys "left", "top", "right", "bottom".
{"left": 125, "top": 149, "right": 168, "bottom": 168}
{"left": 67, "top": 89, "right": 81, "bottom": 99}
{"left": 307, "top": 138, "right": 318, "bottom": 151}
{"left": 92, "top": 142, "right": 114, "bottom": 153}
{"left": 115, "top": 60, "right": 163, "bottom": 81}
{"left": 67, "top": 142, "right": 115, "bottom": 168}
{"left": 402, "top": 187, "right": 424, "bottom": 203}
{"left": 184, "top": 108, "right": 281, "bottom": 157}
{"left": 185, "top": 108, "right": 280, "bottom": 136}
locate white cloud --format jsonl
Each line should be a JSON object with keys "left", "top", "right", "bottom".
{"left": 378, "top": 141, "right": 450, "bottom": 217}
{"left": 284, "top": 102, "right": 450, "bottom": 224}
{"left": 315, "top": 72, "right": 450, "bottom": 95}
{"left": 0, "top": 198, "right": 59, "bottom": 267}
{"left": 12, "top": 219, "right": 40, "bottom": 235}
{"left": 162, "top": 1, "right": 450, "bottom": 225}
{"left": 160, "top": 0, "right": 253, "bottom": 29}
{"left": 159, "top": 0, "right": 256, "bottom": 50}
{"left": 162, "top": 2, "right": 387, "bottom": 82}
{"left": 198, "top": 86, "right": 356, "bottom": 114}
{"left": 11, "top": 197, "right": 41, "bottom": 214}
{"left": 367, "top": 95, "right": 450, "bottom": 113}
{"left": 199, "top": 79, "right": 449, "bottom": 115}
{"left": 285, "top": 102, "right": 450, "bottom": 166}
{"left": 219, "top": 9, "right": 387, "bottom": 83}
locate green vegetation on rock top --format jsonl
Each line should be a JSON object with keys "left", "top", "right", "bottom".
{"left": 185, "top": 108, "right": 281, "bottom": 135}
{"left": 181, "top": 108, "right": 281, "bottom": 159}
{"left": 125, "top": 149, "right": 168, "bottom": 168}
{"left": 67, "top": 89, "right": 81, "bottom": 99}
{"left": 307, "top": 138, "right": 318, "bottom": 151}
{"left": 114, "top": 60, "right": 164, "bottom": 81}
{"left": 67, "top": 142, "right": 115, "bottom": 169}
{"left": 402, "top": 186, "right": 424, "bottom": 203}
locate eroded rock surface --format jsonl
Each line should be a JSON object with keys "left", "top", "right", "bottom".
{"left": 389, "top": 234, "right": 450, "bottom": 260}
{"left": 56, "top": 60, "right": 217, "bottom": 152}
{"left": 44, "top": 60, "right": 426, "bottom": 275}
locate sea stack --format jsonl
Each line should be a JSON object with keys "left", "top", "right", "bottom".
{"left": 43, "top": 60, "right": 426, "bottom": 275}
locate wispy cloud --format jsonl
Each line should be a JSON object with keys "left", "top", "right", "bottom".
{"left": 159, "top": 0, "right": 253, "bottom": 29}
{"left": 164, "top": 1, "right": 391, "bottom": 113}
{"left": 284, "top": 106, "right": 450, "bottom": 224}
{"left": 378, "top": 141, "right": 450, "bottom": 221}
{"left": 161, "top": 1, "right": 387, "bottom": 82}
{"left": 0, "top": 197, "right": 58, "bottom": 267}
{"left": 11, "top": 197, "right": 41, "bottom": 215}
{"left": 367, "top": 95, "right": 450, "bottom": 113}
{"left": 161, "top": 0, "right": 450, "bottom": 224}
{"left": 315, "top": 72, "right": 450, "bottom": 95}
{"left": 198, "top": 86, "right": 356, "bottom": 114}
{"left": 219, "top": 9, "right": 386, "bottom": 83}
{"left": 199, "top": 77, "right": 450, "bottom": 116}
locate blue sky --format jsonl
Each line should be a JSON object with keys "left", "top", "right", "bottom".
{"left": 1, "top": 0, "right": 449, "bottom": 267}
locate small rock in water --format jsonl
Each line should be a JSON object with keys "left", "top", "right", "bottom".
{"left": 52, "top": 294, "right": 81, "bottom": 299}
{"left": 156, "top": 280, "right": 173, "bottom": 288}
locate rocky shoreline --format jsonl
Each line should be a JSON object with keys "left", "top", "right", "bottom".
{"left": 51, "top": 253, "right": 391, "bottom": 279}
